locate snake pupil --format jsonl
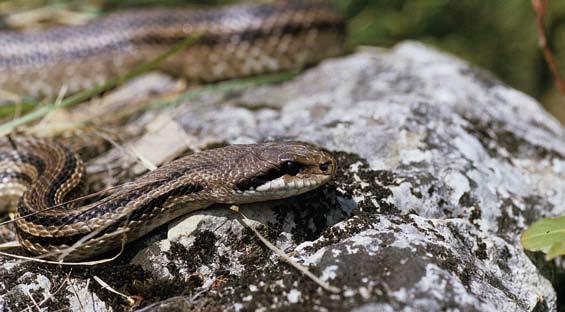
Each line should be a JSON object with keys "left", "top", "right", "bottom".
{"left": 319, "top": 162, "right": 329, "bottom": 171}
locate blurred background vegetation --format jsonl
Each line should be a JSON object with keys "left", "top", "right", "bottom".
{"left": 0, "top": 0, "right": 563, "bottom": 123}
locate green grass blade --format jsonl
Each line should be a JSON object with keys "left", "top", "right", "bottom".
{"left": 147, "top": 70, "right": 300, "bottom": 111}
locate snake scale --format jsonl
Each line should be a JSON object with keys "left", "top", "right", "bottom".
{"left": 0, "top": 1, "right": 342, "bottom": 260}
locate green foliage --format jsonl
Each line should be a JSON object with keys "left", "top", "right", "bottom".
{"left": 521, "top": 216, "right": 565, "bottom": 260}
{"left": 335, "top": 0, "right": 546, "bottom": 96}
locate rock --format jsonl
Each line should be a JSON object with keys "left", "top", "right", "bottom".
{"left": 0, "top": 42, "right": 563, "bottom": 311}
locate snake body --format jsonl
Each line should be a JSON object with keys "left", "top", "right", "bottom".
{"left": 0, "top": 0, "right": 345, "bottom": 97}
{"left": 0, "top": 138, "right": 335, "bottom": 260}
{"left": 0, "top": 1, "right": 341, "bottom": 260}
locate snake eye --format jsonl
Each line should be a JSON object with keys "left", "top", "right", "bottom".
{"left": 282, "top": 161, "right": 302, "bottom": 176}
{"left": 319, "top": 162, "right": 330, "bottom": 172}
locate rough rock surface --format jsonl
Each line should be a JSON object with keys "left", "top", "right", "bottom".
{"left": 1, "top": 42, "right": 564, "bottom": 311}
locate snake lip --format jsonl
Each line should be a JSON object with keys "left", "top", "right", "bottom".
{"left": 233, "top": 173, "right": 331, "bottom": 201}
{"left": 254, "top": 174, "right": 329, "bottom": 192}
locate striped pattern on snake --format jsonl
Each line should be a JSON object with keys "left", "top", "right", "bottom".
{"left": 0, "top": 0, "right": 345, "bottom": 97}
{"left": 0, "top": 138, "right": 336, "bottom": 260}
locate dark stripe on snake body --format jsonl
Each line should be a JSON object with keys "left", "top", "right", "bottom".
{"left": 16, "top": 183, "right": 206, "bottom": 248}
{"left": 44, "top": 147, "right": 81, "bottom": 207}
{"left": 16, "top": 228, "right": 85, "bottom": 251}
{"left": 18, "top": 181, "right": 157, "bottom": 227}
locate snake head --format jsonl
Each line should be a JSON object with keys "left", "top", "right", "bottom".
{"left": 232, "top": 141, "right": 336, "bottom": 202}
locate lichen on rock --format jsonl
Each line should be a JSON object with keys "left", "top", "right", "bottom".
{"left": 0, "top": 42, "right": 562, "bottom": 311}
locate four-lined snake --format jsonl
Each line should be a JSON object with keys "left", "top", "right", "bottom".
{"left": 0, "top": 0, "right": 345, "bottom": 97}
{"left": 0, "top": 138, "right": 335, "bottom": 260}
{"left": 0, "top": 1, "right": 342, "bottom": 260}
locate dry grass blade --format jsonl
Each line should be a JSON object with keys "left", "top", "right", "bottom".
{"left": 0, "top": 237, "right": 126, "bottom": 266}
{"left": 68, "top": 278, "right": 85, "bottom": 312}
{"left": 92, "top": 127, "right": 158, "bottom": 172}
{"left": 0, "top": 241, "right": 21, "bottom": 250}
{"left": 25, "top": 288, "right": 41, "bottom": 312}
{"left": 93, "top": 275, "right": 141, "bottom": 306}
{"left": 230, "top": 205, "right": 341, "bottom": 294}
{"left": 54, "top": 227, "right": 129, "bottom": 262}
{"left": 127, "top": 145, "right": 157, "bottom": 171}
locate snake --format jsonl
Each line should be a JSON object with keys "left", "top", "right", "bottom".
{"left": 0, "top": 1, "right": 343, "bottom": 259}
{"left": 0, "top": 0, "right": 345, "bottom": 97}
{"left": 0, "top": 138, "right": 336, "bottom": 260}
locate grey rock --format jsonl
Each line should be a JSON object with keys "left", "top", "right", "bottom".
{"left": 1, "top": 42, "right": 562, "bottom": 311}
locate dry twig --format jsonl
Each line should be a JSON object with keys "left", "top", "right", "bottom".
{"left": 230, "top": 205, "right": 341, "bottom": 293}
{"left": 93, "top": 275, "right": 142, "bottom": 307}
{"left": 531, "top": 0, "right": 565, "bottom": 93}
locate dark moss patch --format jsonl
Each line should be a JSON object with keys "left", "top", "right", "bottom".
{"left": 495, "top": 245, "right": 512, "bottom": 274}
{"left": 165, "top": 230, "right": 217, "bottom": 277}
{"left": 484, "top": 274, "right": 528, "bottom": 310}
{"left": 0, "top": 263, "right": 70, "bottom": 310}
{"left": 458, "top": 191, "right": 476, "bottom": 207}
{"left": 0, "top": 224, "right": 224, "bottom": 310}
{"left": 474, "top": 241, "right": 488, "bottom": 260}
{"left": 469, "top": 205, "right": 482, "bottom": 226}
{"left": 210, "top": 225, "right": 314, "bottom": 310}
{"left": 333, "top": 151, "right": 398, "bottom": 215}
{"left": 462, "top": 116, "right": 563, "bottom": 161}
{"left": 497, "top": 196, "right": 554, "bottom": 244}
{"left": 521, "top": 195, "right": 552, "bottom": 225}
{"left": 268, "top": 185, "right": 347, "bottom": 245}
{"left": 219, "top": 226, "right": 395, "bottom": 311}
{"left": 496, "top": 198, "right": 521, "bottom": 242}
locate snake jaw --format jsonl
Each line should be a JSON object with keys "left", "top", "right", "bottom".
{"left": 256, "top": 173, "right": 331, "bottom": 193}
{"left": 232, "top": 173, "right": 331, "bottom": 201}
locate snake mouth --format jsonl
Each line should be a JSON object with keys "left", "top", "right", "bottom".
{"left": 256, "top": 174, "right": 330, "bottom": 193}
{"left": 233, "top": 173, "right": 331, "bottom": 200}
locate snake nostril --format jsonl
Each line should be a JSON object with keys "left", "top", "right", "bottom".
{"left": 319, "top": 162, "right": 329, "bottom": 171}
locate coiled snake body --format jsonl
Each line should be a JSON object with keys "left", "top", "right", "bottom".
{"left": 0, "top": 1, "right": 342, "bottom": 260}
{"left": 1, "top": 138, "right": 335, "bottom": 260}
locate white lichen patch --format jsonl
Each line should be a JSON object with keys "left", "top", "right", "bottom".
{"left": 443, "top": 170, "right": 470, "bottom": 204}
{"left": 66, "top": 280, "right": 111, "bottom": 312}
{"left": 287, "top": 289, "right": 301, "bottom": 304}
{"left": 319, "top": 265, "right": 339, "bottom": 282}
{"left": 389, "top": 182, "right": 424, "bottom": 214}
{"left": 15, "top": 273, "right": 52, "bottom": 306}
